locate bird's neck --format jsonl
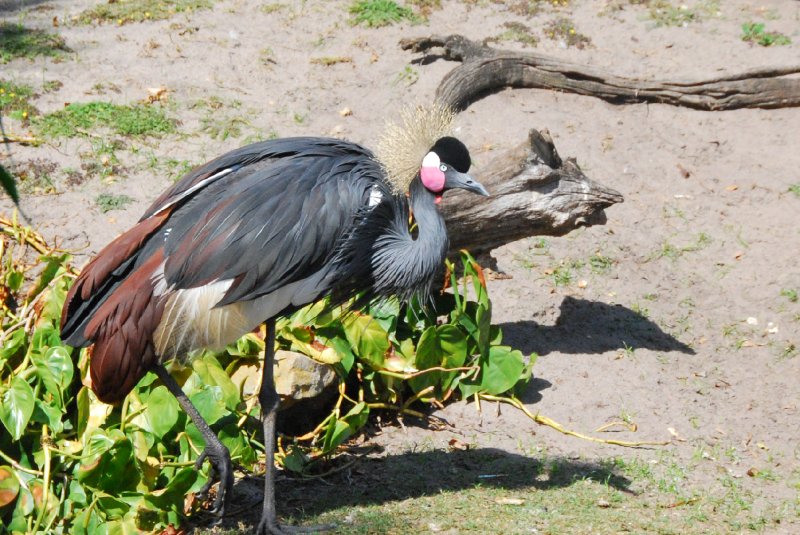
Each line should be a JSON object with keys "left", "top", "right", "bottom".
{"left": 408, "top": 177, "right": 447, "bottom": 247}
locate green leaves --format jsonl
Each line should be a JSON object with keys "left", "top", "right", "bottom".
{"left": 1, "top": 220, "right": 539, "bottom": 532}
{"left": 0, "top": 465, "right": 20, "bottom": 508}
{"left": 478, "top": 346, "right": 528, "bottom": 396}
{"left": 0, "top": 375, "right": 35, "bottom": 440}
{"left": 343, "top": 313, "right": 390, "bottom": 369}
{"left": 139, "top": 386, "right": 179, "bottom": 438}
{"left": 410, "top": 325, "right": 467, "bottom": 394}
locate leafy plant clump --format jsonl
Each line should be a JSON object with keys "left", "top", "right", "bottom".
{"left": 34, "top": 101, "right": 176, "bottom": 139}
{"left": 76, "top": 0, "right": 212, "bottom": 25}
{"left": 741, "top": 22, "right": 791, "bottom": 47}
{"left": 0, "top": 23, "right": 70, "bottom": 64}
{"left": 0, "top": 216, "right": 535, "bottom": 532}
{"left": 349, "top": 0, "right": 419, "bottom": 28}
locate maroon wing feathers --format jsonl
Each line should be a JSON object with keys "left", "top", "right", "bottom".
{"left": 84, "top": 249, "right": 166, "bottom": 403}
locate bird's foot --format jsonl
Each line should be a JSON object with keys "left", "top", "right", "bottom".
{"left": 257, "top": 516, "right": 335, "bottom": 535}
{"left": 194, "top": 443, "right": 233, "bottom": 521}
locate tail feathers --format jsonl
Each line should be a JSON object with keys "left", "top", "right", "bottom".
{"left": 61, "top": 210, "right": 170, "bottom": 346}
{"left": 84, "top": 249, "right": 167, "bottom": 404}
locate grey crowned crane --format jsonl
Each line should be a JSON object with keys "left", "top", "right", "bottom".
{"left": 60, "top": 105, "right": 489, "bottom": 534}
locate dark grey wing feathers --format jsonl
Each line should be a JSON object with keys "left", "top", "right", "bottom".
{"left": 150, "top": 138, "right": 385, "bottom": 307}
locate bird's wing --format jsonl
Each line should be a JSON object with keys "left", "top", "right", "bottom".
{"left": 153, "top": 138, "right": 387, "bottom": 307}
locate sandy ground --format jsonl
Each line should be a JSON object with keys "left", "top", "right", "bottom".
{"left": 2, "top": 0, "right": 800, "bottom": 532}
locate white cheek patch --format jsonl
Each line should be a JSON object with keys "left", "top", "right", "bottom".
{"left": 422, "top": 152, "right": 440, "bottom": 168}
{"left": 420, "top": 150, "right": 446, "bottom": 192}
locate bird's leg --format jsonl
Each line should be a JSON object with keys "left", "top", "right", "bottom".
{"left": 257, "top": 318, "right": 284, "bottom": 534}
{"left": 153, "top": 365, "right": 233, "bottom": 520}
{"left": 256, "top": 319, "right": 333, "bottom": 535}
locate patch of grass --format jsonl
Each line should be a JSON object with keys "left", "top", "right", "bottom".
{"left": 393, "top": 65, "right": 419, "bottom": 86}
{"left": 349, "top": 0, "right": 419, "bottom": 28}
{"left": 81, "top": 139, "right": 127, "bottom": 179}
{"left": 781, "top": 289, "right": 798, "bottom": 303}
{"left": 649, "top": 232, "right": 711, "bottom": 261}
{"left": 589, "top": 253, "right": 615, "bottom": 273}
{"left": 193, "top": 97, "right": 254, "bottom": 140}
{"left": 646, "top": 0, "right": 719, "bottom": 27}
{"left": 34, "top": 101, "right": 175, "bottom": 138}
{"left": 548, "top": 259, "right": 583, "bottom": 286}
{"left": 77, "top": 0, "right": 212, "bottom": 25}
{"left": 310, "top": 56, "right": 353, "bottom": 66}
{"left": 544, "top": 17, "right": 591, "bottom": 48}
{"left": 95, "top": 193, "right": 134, "bottom": 213}
{"left": 0, "top": 23, "right": 69, "bottom": 64}
{"left": 145, "top": 154, "right": 196, "bottom": 182}
{"left": 260, "top": 3, "right": 288, "bottom": 14}
{"left": 0, "top": 80, "right": 37, "bottom": 122}
{"left": 789, "top": 183, "right": 800, "bottom": 198}
{"left": 491, "top": 21, "right": 539, "bottom": 47}
{"left": 741, "top": 22, "right": 791, "bottom": 47}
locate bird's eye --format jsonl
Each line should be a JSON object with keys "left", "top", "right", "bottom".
{"left": 439, "top": 164, "right": 447, "bottom": 172}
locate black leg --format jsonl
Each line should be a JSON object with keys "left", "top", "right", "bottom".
{"left": 256, "top": 319, "right": 333, "bottom": 535}
{"left": 154, "top": 364, "right": 233, "bottom": 521}
{"left": 257, "top": 318, "right": 282, "bottom": 534}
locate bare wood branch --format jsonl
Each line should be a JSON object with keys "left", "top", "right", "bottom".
{"left": 443, "top": 129, "right": 623, "bottom": 256}
{"left": 401, "top": 34, "right": 800, "bottom": 111}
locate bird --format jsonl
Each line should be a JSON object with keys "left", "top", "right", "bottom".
{"left": 60, "top": 104, "right": 489, "bottom": 534}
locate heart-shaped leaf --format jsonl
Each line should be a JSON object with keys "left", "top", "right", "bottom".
{"left": 141, "top": 385, "right": 179, "bottom": 438}
{"left": 0, "top": 375, "right": 35, "bottom": 440}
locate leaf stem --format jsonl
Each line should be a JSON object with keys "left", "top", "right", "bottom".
{"left": 479, "top": 394, "right": 670, "bottom": 448}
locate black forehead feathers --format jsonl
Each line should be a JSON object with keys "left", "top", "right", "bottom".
{"left": 430, "top": 136, "right": 471, "bottom": 173}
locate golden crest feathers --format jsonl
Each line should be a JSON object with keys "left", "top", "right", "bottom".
{"left": 374, "top": 103, "right": 456, "bottom": 193}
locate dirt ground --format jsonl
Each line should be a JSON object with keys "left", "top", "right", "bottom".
{"left": 2, "top": 0, "right": 799, "bottom": 533}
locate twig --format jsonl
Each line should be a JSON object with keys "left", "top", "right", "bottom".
{"left": 1, "top": 134, "right": 40, "bottom": 146}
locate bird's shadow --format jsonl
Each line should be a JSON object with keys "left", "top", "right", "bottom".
{"left": 216, "top": 447, "right": 634, "bottom": 530}
{"left": 500, "top": 296, "right": 694, "bottom": 357}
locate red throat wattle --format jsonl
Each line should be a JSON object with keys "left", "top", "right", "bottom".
{"left": 420, "top": 165, "right": 445, "bottom": 192}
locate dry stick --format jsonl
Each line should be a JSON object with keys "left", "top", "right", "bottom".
{"left": 480, "top": 394, "right": 670, "bottom": 448}
{"left": 400, "top": 34, "right": 800, "bottom": 111}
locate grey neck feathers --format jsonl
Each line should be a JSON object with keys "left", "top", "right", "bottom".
{"left": 369, "top": 177, "right": 449, "bottom": 301}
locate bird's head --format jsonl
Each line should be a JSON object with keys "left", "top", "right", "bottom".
{"left": 375, "top": 103, "right": 489, "bottom": 200}
{"left": 420, "top": 136, "right": 489, "bottom": 203}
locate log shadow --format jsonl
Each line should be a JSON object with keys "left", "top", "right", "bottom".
{"left": 217, "top": 447, "right": 634, "bottom": 529}
{"left": 501, "top": 296, "right": 694, "bottom": 357}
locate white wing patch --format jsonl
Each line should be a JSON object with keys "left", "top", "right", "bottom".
{"left": 368, "top": 185, "right": 383, "bottom": 207}
{"left": 153, "top": 269, "right": 330, "bottom": 361}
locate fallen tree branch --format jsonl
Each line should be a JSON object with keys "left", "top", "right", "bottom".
{"left": 443, "top": 129, "right": 623, "bottom": 256}
{"left": 401, "top": 34, "right": 800, "bottom": 111}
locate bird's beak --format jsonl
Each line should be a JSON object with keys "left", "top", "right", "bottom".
{"left": 445, "top": 170, "right": 490, "bottom": 196}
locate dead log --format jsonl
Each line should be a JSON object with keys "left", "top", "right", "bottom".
{"left": 443, "top": 129, "right": 623, "bottom": 256}
{"left": 401, "top": 34, "right": 800, "bottom": 111}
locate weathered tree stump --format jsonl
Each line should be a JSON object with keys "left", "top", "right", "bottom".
{"left": 401, "top": 34, "right": 800, "bottom": 111}
{"left": 443, "top": 129, "right": 622, "bottom": 256}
